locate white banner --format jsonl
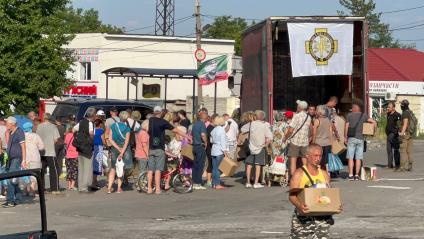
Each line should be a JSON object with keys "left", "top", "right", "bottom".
{"left": 287, "top": 23, "right": 354, "bottom": 77}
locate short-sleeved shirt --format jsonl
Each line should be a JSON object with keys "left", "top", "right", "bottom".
{"left": 149, "top": 117, "right": 174, "bottom": 150}
{"left": 180, "top": 119, "right": 191, "bottom": 129}
{"left": 36, "top": 122, "right": 60, "bottom": 157}
{"left": 346, "top": 112, "right": 369, "bottom": 140}
{"left": 94, "top": 128, "right": 104, "bottom": 145}
{"left": 105, "top": 116, "right": 119, "bottom": 129}
{"left": 241, "top": 121, "right": 273, "bottom": 155}
{"left": 64, "top": 132, "right": 78, "bottom": 159}
{"left": 7, "top": 127, "right": 26, "bottom": 159}
{"left": 135, "top": 130, "right": 149, "bottom": 159}
{"left": 192, "top": 120, "right": 207, "bottom": 146}
{"left": 288, "top": 111, "right": 311, "bottom": 147}
{"left": 111, "top": 122, "right": 131, "bottom": 147}
{"left": 401, "top": 110, "right": 413, "bottom": 134}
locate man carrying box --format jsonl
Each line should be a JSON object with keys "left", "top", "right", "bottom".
{"left": 289, "top": 144, "right": 342, "bottom": 238}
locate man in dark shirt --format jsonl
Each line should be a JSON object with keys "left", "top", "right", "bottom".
{"left": 191, "top": 111, "right": 209, "bottom": 190}
{"left": 399, "top": 100, "right": 414, "bottom": 171}
{"left": 385, "top": 102, "right": 401, "bottom": 170}
{"left": 4, "top": 117, "right": 26, "bottom": 208}
{"left": 147, "top": 106, "right": 190, "bottom": 194}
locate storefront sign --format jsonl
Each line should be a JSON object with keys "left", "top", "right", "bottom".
{"left": 369, "top": 81, "right": 424, "bottom": 96}
{"left": 73, "top": 48, "right": 99, "bottom": 62}
{"left": 64, "top": 85, "right": 97, "bottom": 98}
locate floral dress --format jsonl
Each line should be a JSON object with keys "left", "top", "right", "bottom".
{"left": 271, "top": 121, "right": 289, "bottom": 160}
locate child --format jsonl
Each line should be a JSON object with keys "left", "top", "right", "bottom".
{"left": 64, "top": 123, "right": 78, "bottom": 191}
{"left": 164, "top": 127, "right": 186, "bottom": 190}
{"left": 92, "top": 118, "right": 106, "bottom": 189}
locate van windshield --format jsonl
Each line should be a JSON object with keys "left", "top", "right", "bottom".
{"left": 52, "top": 103, "right": 79, "bottom": 120}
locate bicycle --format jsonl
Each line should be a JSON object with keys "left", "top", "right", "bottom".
{"left": 137, "top": 157, "right": 193, "bottom": 194}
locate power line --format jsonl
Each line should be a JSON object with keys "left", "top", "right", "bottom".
{"left": 391, "top": 19, "right": 424, "bottom": 28}
{"left": 201, "top": 14, "right": 261, "bottom": 22}
{"left": 398, "top": 38, "right": 424, "bottom": 42}
{"left": 381, "top": 4, "right": 424, "bottom": 14}
{"left": 390, "top": 23, "right": 424, "bottom": 31}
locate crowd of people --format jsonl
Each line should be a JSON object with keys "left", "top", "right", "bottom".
{"left": 0, "top": 97, "right": 417, "bottom": 237}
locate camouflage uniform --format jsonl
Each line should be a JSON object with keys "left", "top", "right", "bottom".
{"left": 290, "top": 210, "right": 331, "bottom": 239}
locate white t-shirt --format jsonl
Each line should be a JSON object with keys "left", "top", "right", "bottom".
{"left": 126, "top": 118, "right": 141, "bottom": 132}
{"left": 73, "top": 121, "right": 95, "bottom": 134}
{"left": 241, "top": 121, "right": 273, "bottom": 155}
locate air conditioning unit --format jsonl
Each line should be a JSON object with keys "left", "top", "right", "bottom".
{"left": 385, "top": 92, "right": 397, "bottom": 101}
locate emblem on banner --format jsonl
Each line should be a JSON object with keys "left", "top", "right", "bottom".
{"left": 305, "top": 28, "right": 338, "bottom": 66}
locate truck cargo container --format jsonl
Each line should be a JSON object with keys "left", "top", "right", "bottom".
{"left": 241, "top": 16, "right": 368, "bottom": 120}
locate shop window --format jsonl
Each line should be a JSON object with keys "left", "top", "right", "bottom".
{"left": 80, "top": 62, "right": 92, "bottom": 81}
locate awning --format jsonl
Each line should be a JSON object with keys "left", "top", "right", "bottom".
{"left": 102, "top": 67, "right": 197, "bottom": 79}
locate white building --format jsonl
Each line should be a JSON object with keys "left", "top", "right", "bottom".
{"left": 48, "top": 33, "right": 237, "bottom": 115}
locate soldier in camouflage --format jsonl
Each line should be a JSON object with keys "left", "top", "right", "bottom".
{"left": 288, "top": 144, "right": 341, "bottom": 239}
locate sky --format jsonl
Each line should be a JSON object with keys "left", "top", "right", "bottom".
{"left": 72, "top": 0, "right": 424, "bottom": 50}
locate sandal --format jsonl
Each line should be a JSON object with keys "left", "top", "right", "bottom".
{"left": 107, "top": 189, "right": 113, "bottom": 194}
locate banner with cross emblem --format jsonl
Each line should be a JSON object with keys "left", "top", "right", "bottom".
{"left": 287, "top": 23, "right": 354, "bottom": 77}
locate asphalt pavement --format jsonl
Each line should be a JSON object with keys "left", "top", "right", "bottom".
{"left": 1, "top": 141, "right": 424, "bottom": 239}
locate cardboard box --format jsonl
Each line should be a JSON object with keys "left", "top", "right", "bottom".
{"left": 331, "top": 140, "right": 346, "bottom": 155}
{"left": 362, "top": 123, "right": 375, "bottom": 135}
{"left": 219, "top": 156, "right": 238, "bottom": 177}
{"left": 181, "top": 145, "right": 194, "bottom": 161}
{"left": 360, "top": 167, "right": 377, "bottom": 181}
{"left": 296, "top": 188, "right": 342, "bottom": 216}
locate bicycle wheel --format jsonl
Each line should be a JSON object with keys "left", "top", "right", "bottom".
{"left": 137, "top": 172, "right": 153, "bottom": 193}
{"left": 172, "top": 174, "right": 193, "bottom": 194}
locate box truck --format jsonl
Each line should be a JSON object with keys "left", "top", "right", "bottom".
{"left": 241, "top": 16, "right": 368, "bottom": 119}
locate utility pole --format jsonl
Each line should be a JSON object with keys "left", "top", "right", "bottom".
{"left": 195, "top": 0, "right": 202, "bottom": 111}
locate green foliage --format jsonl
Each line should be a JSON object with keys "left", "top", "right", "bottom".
{"left": 0, "top": 0, "right": 74, "bottom": 115}
{"left": 338, "top": 0, "right": 415, "bottom": 49}
{"left": 61, "top": 7, "right": 124, "bottom": 34}
{"left": 203, "top": 16, "right": 249, "bottom": 55}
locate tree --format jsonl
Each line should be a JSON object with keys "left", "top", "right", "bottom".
{"left": 338, "top": 0, "right": 413, "bottom": 48}
{"left": 62, "top": 7, "right": 124, "bottom": 34}
{"left": 0, "top": 0, "right": 75, "bottom": 114}
{"left": 203, "top": 16, "right": 248, "bottom": 55}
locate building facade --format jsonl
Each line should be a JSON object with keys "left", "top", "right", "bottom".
{"left": 45, "top": 33, "right": 237, "bottom": 116}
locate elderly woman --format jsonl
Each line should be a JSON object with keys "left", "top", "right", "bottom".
{"left": 210, "top": 116, "right": 229, "bottom": 189}
{"left": 312, "top": 105, "right": 333, "bottom": 170}
{"left": 107, "top": 111, "right": 132, "bottom": 194}
{"left": 23, "top": 122, "right": 45, "bottom": 196}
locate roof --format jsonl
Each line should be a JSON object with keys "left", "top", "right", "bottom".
{"left": 74, "top": 33, "right": 235, "bottom": 44}
{"left": 368, "top": 48, "right": 424, "bottom": 81}
{"left": 102, "top": 67, "right": 197, "bottom": 79}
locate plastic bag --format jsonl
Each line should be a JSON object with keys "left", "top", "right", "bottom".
{"left": 328, "top": 153, "right": 344, "bottom": 172}
{"left": 102, "top": 150, "right": 109, "bottom": 168}
{"left": 269, "top": 155, "right": 287, "bottom": 175}
{"left": 116, "top": 158, "right": 125, "bottom": 178}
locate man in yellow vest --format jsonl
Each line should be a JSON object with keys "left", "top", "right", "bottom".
{"left": 289, "top": 144, "right": 342, "bottom": 238}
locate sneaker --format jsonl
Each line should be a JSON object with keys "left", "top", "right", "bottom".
{"left": 193, "top": 184, "right": 206, "bottom": 190}
{"left": 245, "top": 183, "right": 252, "bottom": 188}
{"left": 348, "top": 176, "right": 354, "bottom": 181}
{"left": 205, "top": 182, "right": 213, "bottom": 188}
{"left": 354, "top": 176, "right": 360, "bottom": 181}
{"left": 253, "top": 183, "right": 264, "bottom": 189}
{"left": 0, "top": 195, "right": 6, "bottom": 200}
{"left": 2, "top": 202, "right": 16, "bottom": 208}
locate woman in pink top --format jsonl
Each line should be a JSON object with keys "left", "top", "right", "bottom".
{"left": 64, "top": 123, "right": 79, "bottom": 190}
{"left": 135, "top": 120, "right": 149, "bottom": 175}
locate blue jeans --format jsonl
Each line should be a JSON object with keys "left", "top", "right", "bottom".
{"left": 7, "top": 158, "right": 22, "bottom": 203}
{"left": 212, "top": 155, "right": 224, "bottom": 186}
{"left": 192, "top": 145, "right": 206, "bottom": 184}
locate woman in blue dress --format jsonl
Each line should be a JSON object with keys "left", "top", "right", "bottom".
{"left": 92, "top": 118, "right": 105, "bottom": 189}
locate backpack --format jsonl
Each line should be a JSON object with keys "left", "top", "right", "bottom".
{"left": 406, "top": 110, "right": 418, "bottom": 135}
{"left": 126, "top": 120, "right": 137, "bottom": 150}
{"left": 72, "top": 119, "right": 93, "bottom": 157}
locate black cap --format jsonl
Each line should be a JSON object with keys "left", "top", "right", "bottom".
{"left": 400, "top": 99, "right": 409, "bottom": 106}
{"left": 110, "top": 106, "right": 118, "bottom": 112}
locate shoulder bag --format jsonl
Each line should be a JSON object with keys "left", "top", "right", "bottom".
{"left": 241, "top": 122, "right": 252, "bottom": 158}
{"left": 287, "top": 114, "right": 309, "bottom": 142}
{"left": 347, "top": 113, "right": 363, "bottom": 138}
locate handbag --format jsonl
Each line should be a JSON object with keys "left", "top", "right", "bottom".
{"left": 331, "top": 139, "right": 346, "bottom": 155}
{"left": 241, "top": 122, "right": 252, "bottom": 158}
{"left": 363, "top": 140, "right": 367, "bottom": 153}
{"left": 328, "top": 154, "right": 344, "bottom": 172}
{"left": 347, "top": 113, "right": 363, "bottom": 138}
